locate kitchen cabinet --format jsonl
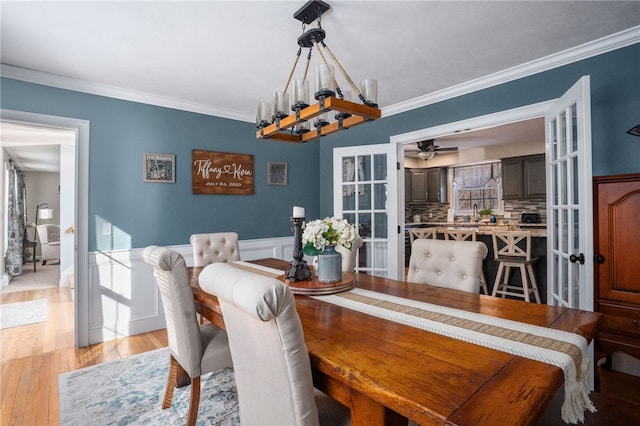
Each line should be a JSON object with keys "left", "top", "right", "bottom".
{"left": 405, "top": 169, "right": 411, "bottom": 205}
{"left": 502, "top": 154, "right": 545, "bottom": 199}
{"left": 410, "top": 169, "right": 428, "bottom": 202}
{"left": 409, "top": 167, "right": 447, "bottom": 203}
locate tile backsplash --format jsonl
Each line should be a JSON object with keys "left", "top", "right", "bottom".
{"left": 406, "top": 198, "right": 547, "bottom": 223}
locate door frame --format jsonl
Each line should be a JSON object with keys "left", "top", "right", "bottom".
{"left": 1, "top": 108, "right": 90, "bottom": 347}
{"left": 389, "top": 100, "right": 557, "bottom": 281}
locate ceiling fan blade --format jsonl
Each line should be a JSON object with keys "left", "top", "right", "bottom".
{"left": 434, "top": 147, "right": 458, "bottom": 151}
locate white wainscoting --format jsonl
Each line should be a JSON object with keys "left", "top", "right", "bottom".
{"left": 87, "top": 236, "right": 295, "bottom": 344}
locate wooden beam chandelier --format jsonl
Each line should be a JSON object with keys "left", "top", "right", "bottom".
{"left": 256, "top": 0, "right": 381, "bottom": 143}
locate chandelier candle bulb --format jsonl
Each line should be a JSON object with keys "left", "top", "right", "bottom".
{"left": 315, "top": 63, "right": 335, "bottom": 99}
{"left": 256, "top": 102, "right": 272, "bottom": 128}
{"left": 272, "top": 91, "right": 290, "bottom": 120}
{"left": 293, "top": 206, "right": 305, "bottom": 218}
{"left": 291, "top": 79, "right": 310, "bottom": 111}
{"left": 360, "top": 79, "right": 378, "bottom": 107}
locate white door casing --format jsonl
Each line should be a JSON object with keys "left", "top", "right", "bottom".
{"left": 545, "top": 76, "right": 594, "bottom": 310}
{"left": 333, "top": 144, "right": 399, "bottom": 280}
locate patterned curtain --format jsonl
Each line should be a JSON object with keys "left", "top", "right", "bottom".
{"left": 5, "top": 160, "right": 26, "bottom": 276}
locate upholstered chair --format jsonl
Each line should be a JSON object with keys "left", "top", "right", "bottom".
{"left": 407, "top": 238, "right": 488, "bottom": 293}
{"left": 335, "top": 235, "right": 363, "bottom": 272}
{"left": 141, "top": 246, "right": 233, "bottom": 426}
{"left": 36, "top": 224, "right": 60, "bottom": 265}
{"left": 199, "top": 262, "right": 350, "bottom": 426}
{"left": 190, "top": 232, "right": 240, "bottom": 267}
{"left": 442, "top": 229, "right": 489, "bottom": 294}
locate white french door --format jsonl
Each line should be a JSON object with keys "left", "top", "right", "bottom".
{"left": 333, "top": 144, "right": 399, "bottom": 279}
{"left": 545, "top": 76, "right": 593, "bottom": 310}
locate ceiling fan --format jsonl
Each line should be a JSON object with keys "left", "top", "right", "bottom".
{"left": 407, "top": 139, "right": 458, "bottom": 160}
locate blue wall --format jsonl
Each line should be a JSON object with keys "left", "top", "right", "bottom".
{"left": 2, "top": 44, "right": 639, "bottom": 249}
{"left": 318, "top": 43, "right": 640, "bottom": 216}
{"left": 0, "top": 80, "right": 320, "bottom": 251}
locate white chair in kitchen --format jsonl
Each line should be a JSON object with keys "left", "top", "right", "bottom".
{"left": 408, "top": 238, "right": 487, "bottom": 293}
{"left": 198, "top": 262, "right": 350, "bottom": 426}
{"left": 442, "top": 229, "right": 489, "bottom": 294}
{"left": 491, "top": 230, "right": 541, "bottom": 303}
{"left": 409, "top": 227, "right": 439, "bottom": 244}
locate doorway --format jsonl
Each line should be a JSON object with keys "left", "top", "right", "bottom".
{"left": 1, "top": 108, "right": 90, "bottom": 347}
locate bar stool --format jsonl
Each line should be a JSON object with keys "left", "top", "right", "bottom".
{"left": 443, "top": 229, "right": 489, "bottom": 294}
{"left": 491, "top": 230, "right": 541, "bottom": 303}
{"left": 409, "top": 227, "right": 439, "bottom": 244}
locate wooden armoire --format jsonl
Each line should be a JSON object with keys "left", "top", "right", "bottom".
{"left": 594, "top": 173, "right": 640, "bottom": 360}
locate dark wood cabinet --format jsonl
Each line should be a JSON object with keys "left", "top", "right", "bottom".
{"left": 594, "top": 173, "right": 640, "bottom": 361}
{"left": 409, "top": 167, "right": 447, "bottom": 203}
{"left": 502, "top": 154, "right": 546, "bottom": 199}
{"left": 410, "top": 169, "right": 428, "bottom": 202}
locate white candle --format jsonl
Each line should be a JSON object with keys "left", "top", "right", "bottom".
{"left": 293, "top": 206, "right": 305, "bottom": 218}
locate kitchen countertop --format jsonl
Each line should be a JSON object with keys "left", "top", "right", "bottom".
{"left": 405, "top": 222, "right": 547, "bottom": 237}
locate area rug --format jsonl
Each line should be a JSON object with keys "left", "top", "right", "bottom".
{"left": 59, "top": 348, "right": 239, "bottom": 425}
{"left": 0, "top": 298, "right": 48, "bottom": 329}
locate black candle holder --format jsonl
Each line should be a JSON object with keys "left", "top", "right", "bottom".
{"left": 285, "top": 217, "right": 312, "bottom": 282}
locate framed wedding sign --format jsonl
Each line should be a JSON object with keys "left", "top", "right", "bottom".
{"left": 144, "top": 152, "right": 175, "bottom": 183}
{"left": 192, "top": 150, "right": 254, "bottom": 195}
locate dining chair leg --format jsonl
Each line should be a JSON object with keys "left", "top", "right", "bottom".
{"left": 163, "top": 355, "right": 179, "bottom": 409}
{"left": 187, "top": 376, "right": 201, "bottom": 426}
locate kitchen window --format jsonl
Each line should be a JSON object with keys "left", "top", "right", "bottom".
{"left": 451, "top": 162, "right": 502, "bottom": 214}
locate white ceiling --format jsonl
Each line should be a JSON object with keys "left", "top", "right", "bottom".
{"left": 1, "top": 1, "right": 639, "bottom": 169}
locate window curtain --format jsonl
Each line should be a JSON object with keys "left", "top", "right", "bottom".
{"left": 5, "top": 160, "right": 26, "bottom": 276}
{"left": 452, "top": 163, "right": 500, "bottom": 189}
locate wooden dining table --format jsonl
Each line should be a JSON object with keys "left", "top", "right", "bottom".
{"left": 189, "top": 258, "right": 601, "bottom": 426}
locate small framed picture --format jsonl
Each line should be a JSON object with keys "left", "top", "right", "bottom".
{"left": 267, "top": 161, "right": 288, "bottom": 186}
{"left": 144, "top": 152, "right": 175, "bottom": 183}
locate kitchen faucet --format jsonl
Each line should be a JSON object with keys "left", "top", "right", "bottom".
{"left": 473, "top": 203, "right": 478, "bottom": 222}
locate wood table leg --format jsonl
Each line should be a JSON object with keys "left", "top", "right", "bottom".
{"left": 175, "top": 360, "right": 190, "bottom": 388}
{"left": 350, "top": 389, "right": 407, "bottom": 426}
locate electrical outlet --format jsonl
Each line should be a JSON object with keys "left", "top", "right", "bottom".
{"left": 102, "top": 223, "right": 112, "bottom": 236}
{"left": 428, "top": 212, "right": 433, "bottom": 218}
{"left": 504, "top": 212, "right": 511, "bottom": 218}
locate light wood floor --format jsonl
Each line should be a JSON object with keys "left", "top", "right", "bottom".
{"left": 0, "top": 287, "right": 168, "bottom": 426}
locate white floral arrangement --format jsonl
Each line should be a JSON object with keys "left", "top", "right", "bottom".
{"left": 302, "top": 217, "right": 358, "bottom": 256}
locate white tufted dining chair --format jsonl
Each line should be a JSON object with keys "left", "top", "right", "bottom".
{"left": 190, "top": 232, "right": 240, "bottom": 267}
{"left": 199, "top": 262, "right": 350, "bottom": 426}
{"left": 407, "top": 238, "right": 488, "bottom": 294}
{"left": 141, "top": 246, "right": 233, "bottom": 426}
{"left": 442, "top": 229, "right": 489, "bottom": 294}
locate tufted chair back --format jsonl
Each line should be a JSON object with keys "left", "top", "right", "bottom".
{"left": 199, "top": 262, "right": 321, "bottom": 425}
{"left": 407, "top": 238, "right": 488, "bottom": 293}
{"left": 190, "top": 232, "right": 240, "bottom": 267}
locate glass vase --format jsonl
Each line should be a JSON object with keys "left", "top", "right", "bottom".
{"left": 317, "top": 245, "right": 342, "bottom": 283}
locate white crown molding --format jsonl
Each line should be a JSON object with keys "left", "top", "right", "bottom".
{"left": 383, "top": 25, "right": 640, "bottom": 117}
{"left": 0, "top": 64, "right": 254, "bottom": 123}
{"left": 1, "top": 26, "right": 638, "bottom": 122}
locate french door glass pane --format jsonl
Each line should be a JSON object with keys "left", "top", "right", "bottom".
{"left": 572, "top": 156, "right": 579, "bottom": 204}
{"left": 373, "top": 154, "right": 387, "bottom": 180}
{"left": 374, "top": 183, "right": 387, "bottom": 209}
{"left": 560, "top": 112, "right": 567, "bottom": 157}
{"left": 343, "top": 157, "right": 356, "bottom": 182}
{"left": 571, "top": 103, "right": 578, "bottom": 153}
{"left": 358, "top": 184, "right": 371, "bottom": 209}
{"left": 358, "top": 155, "right": 371, "bottom": 181}
{"left": 551, "top": 118, "right": 558, "bottom": 161}
{"left": 374, "top": 213, "right": 388, "bottom": 238}
{"left": 343, "top": 185, "right": 356, "bottom": 210}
